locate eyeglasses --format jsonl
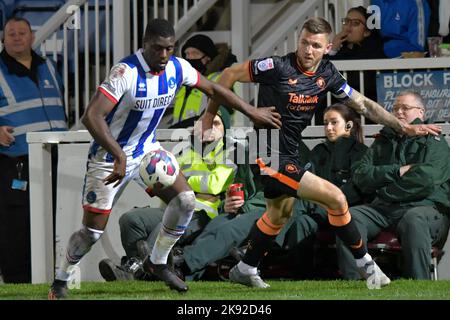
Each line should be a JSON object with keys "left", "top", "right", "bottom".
{"left": 341, "top": 18, "right": 365, "bottom": 27}
{"left": 392, "top": 104, "right": 424, "bottom": 113}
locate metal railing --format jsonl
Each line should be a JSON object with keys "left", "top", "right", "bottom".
{"left": 244, "top": 0, "right": 450, "bottom": 126}
{"left": 30, "top": 0, "right": 449, "bottom": 129}
{"left": 32, "top": 0, "right": 218, "bottom": 129}
{"left": 249, "top": 0, "right": 326, "bottom": 108}
{"left": 250, "top": 56, "right": 450, "bottom": 125}
{"left": 332, "top": 57, "right": 450, "bottom": 125}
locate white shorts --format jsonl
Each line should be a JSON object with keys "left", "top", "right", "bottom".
{"left": 82, "top": 150, "right": 159, "bottom": 215}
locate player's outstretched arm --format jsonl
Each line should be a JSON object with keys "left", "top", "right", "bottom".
{"left": 203, "top": 61, "right": 253, "bottom": 119}
{"left": 345, "top": 89, "right": 441, "bottom": 136}
{"left": 195, "top": 61, "right": 281, "bottom": 139}
{"left": 82, "top": 91, "right": 127, "bottom": 186}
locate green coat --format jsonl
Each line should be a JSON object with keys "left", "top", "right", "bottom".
{"left": 182, "top": 137, "right": 368, "bottom": 275}
{"left": 181, "top": 142, "right": 266, "bottom": 277}
{"left": 308, "top": 136, "right": 370, "bottom": 206}
{"left": 229, "top": 163, "right": 266, "bottom": 213}
{"left": 277, "top": 136, "right": 370, "bottom": 246}
{"left": 352, "top": 119, "right": 450, "bottom": 212}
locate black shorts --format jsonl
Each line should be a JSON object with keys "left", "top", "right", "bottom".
{"left": 263, "top": 157, "right": 306, "bottom": 199}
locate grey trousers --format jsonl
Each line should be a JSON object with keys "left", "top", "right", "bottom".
{"left": 183, "top": 203, "right": 324, "bottom": 279}
{"left": 119, "top": 206, "right": 209, "bottom": 258}
{"left": 336, "top": 202, "right": 450, "bottom": 279}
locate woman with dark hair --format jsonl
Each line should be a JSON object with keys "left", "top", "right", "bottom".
{"left": 169, "top": 104, "right": 372, "bottom": 282}
{"left": 329, "top": 6, "right": 386, "bottom": 60}
{"left": 309, "top": 104, "right": 370, "bottom": 207}
{"left": 322, "top": 6, "right": 386, "bottom": 125}
{"left": 235, "top": 103, "right": 372, "bottom": 280}
{"left": 323, "top": 103, "right": 363, "bottom": 143}
{"left": 259, "top": 103, "right": 372, "bottom": 279}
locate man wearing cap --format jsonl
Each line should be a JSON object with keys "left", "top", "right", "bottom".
{"left": 172, "top": 34, "right": 236, "bottom": 126}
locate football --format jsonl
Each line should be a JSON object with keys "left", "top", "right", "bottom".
{"left": 139, "top": 149, "right": 179, "bottom": 189}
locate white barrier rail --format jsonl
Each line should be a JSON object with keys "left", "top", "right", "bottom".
{"left": 28, "top": 124, "right": 450, "bottom": 283}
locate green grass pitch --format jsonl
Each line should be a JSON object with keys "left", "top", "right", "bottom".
{"left": 1, "top": 279, "right": 450, "bottom": 300}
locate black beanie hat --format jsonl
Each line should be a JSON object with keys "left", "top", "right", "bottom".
{"left": 182, "top": 34, "right": 218, "bottom": 59}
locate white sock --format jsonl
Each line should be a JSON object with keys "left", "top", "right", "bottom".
{"left": 150, "top": 229, "right": 180, "bottom": 265}
{"left": 55, "top": 256, "right": 78, "bottom": 281}
{"left": 55, "top": 227, "right": 103, "bottom": 281}
{"left": 356, "top": 253, "right": 373, "bottom": 268}
{"left": 237, "top": 261, "right": 258, "bottom": 276}
{"left": 148, "top": 192, "right": 195, "bottom": 265}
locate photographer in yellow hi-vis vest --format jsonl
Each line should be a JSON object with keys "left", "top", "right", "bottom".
{"left": 171, "top": 34, "right": 236, "bottom": 126}
{"left": 97, "top": 108, "right": 267, "bottom": 282}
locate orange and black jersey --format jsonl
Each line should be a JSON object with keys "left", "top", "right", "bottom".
{"left": 250, "top": 52, "right": 353, "bottom": 158}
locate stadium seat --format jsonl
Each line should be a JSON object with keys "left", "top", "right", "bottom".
{"left": 204, "top": 244, "right": 316, "bottom": 281}
{"left": 10, "top": 0, "right": 108, "bottom": 51}
{"left": 367, "top": 230, "right": 443, "bottom": 280}
{"left": 0, "top": 0, "right": 15, "bottom": 30}
{"left": 12, "top": 0, "right": 65, "bottom": 30}
{"left": 9, "top": 0, "right": 110, "bottom": 79}
{"left": 0, "top": 4, "right": 4, "bottom": 31}
{"left": 367, "top": 230, "right": 402, "bottom": 251}
{"left": 12, "top": 0, "right": 65, "bottom": 59}
{"left": 76, "top": 0, "right": 109, "bottom": 54}
{"left": 312, "top": 229, "right": 443, "bottom": 280}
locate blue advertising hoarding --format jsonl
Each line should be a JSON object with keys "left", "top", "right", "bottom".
{"left": 376, "top": 70, "right": 450, "bottom": 122}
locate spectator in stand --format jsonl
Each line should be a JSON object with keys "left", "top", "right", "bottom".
{"left": 323, "top": 6, "right": 386, "bottom": 124}
{"left": 337, "top": 90, "right": 450, "bottom": 280}
{"left": 97, "top": 110, "right": 267, "bottom": 282}
{"left": 171, "top": 34, "right": 236, "bottom": 127}
{"left": 105, "top": 102, "right": 438, "bottom": 283}
{"left": 0, "top": 17, "right": 67, "bottom": 283}
{"left": 169, "top": 104, "right": 371, "bottom": 282}
{"left": 48, "top": 18, "right": 281, "bottom": 299}
{"left": 372, "top": 0, "right": 430, "bottom": 58}
{"left": 427, "top": 0, "right": 450, "bottom": 46}
{"left": 329, "top": 6, "right": 386, "bottom": 60}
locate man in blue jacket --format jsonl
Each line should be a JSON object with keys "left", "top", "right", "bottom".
{"left": 0, "top": 17, "right": 67, "bottom": 283}
{"left": 372, "top": 0, "right": 430, "bottom": 57}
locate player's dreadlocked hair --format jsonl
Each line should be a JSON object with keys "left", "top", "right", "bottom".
{"left": 143, "top": 18, "right": 175, "bottom": 41}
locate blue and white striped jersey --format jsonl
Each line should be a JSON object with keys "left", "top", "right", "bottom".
{"left": 90, "top": 49, "right": 199, "bottom": 162}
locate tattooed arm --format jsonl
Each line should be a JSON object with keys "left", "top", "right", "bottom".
{"left": 345, "top": 89, "right": 441, "bottom": 136}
